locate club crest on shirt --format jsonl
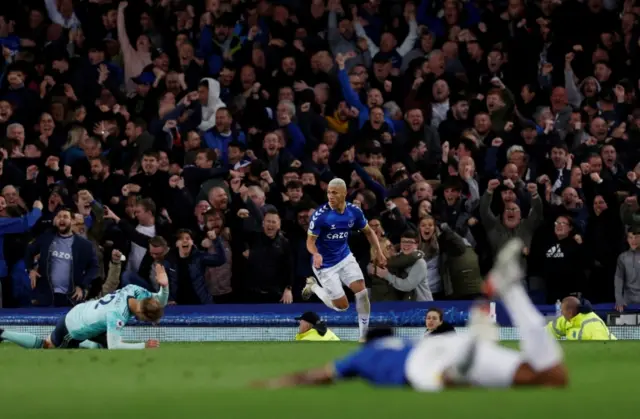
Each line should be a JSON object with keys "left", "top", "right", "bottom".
{"left": 348, "top": 220, "right": 354, "bottom": 228}
{"left": 116, "top": 320, "right": 124, "bottom": 330}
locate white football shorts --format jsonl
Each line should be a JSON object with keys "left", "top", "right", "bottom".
{"left": 312, "top": 253, "right": 364, "bottom": 300}
{"left": 405, "top": 333, "right": 523, "bottom": 391}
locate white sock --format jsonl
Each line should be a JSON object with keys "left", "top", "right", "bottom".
{"left": 311, "top": 284, "right": 339, "bottom": 311}
{"left": 502, "top": 285, "right": 563, "bottom": 372}
{"left": 355, "top": 289, "right": 371, "bottom": 340}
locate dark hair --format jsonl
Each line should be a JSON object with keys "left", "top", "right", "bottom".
{"left": 365, "top": 326, "right": 394, "bottom": 343}
{"left": 556, "top": 214, "right": 574, "bottom": 229}
{"left": 5, "top": 203, "right": 23, "bottom": 217}
{"left": 55, "top": 207, "right": 74, "bottom": 217}
{"left": 26, "top": 140, "right": 46, "bottom": 152}
{"left": 587, "top": 153, "right": 602, "bottom": 162}
{"left": 132, "top": 118, "right": 147, "bottom": 130}
{"left": 280, "top": 166, "right": 300, "bottom": 177}
{"left": 142, "top": 150, "right": 159, "bottom": 160}
{"left": 176, "top": 228, "right": 194, "bottom": 240}
{"left": 149, "top": 236, "right": 168, "bottom": 248}
{"left": 551, "top": 142, "right": 568, "bottom": 152}
{"left": 286, "top": 180, "right": 303, "bottom": 190}
{"left": 313, "top": 142, "right": 327, "bottom": 152}
{"left": 458, "top": 137, "right": 477, "bottom": 153}
{"left": 356, "top": 188, "right": 377, "bottom": 209}
{"left": 196, "top": 148, "right": 217, "bottom": 162}
{"left": 85, "top": 136, "right": 101, "bottom": 148}
{"left": 89, "top": 155, "right": 110, "bottom": 167}
{"left": 136, "top": 198, "right": 156, "bottom": 217}
{"left": 264, "top": 207, "right": 280, "bottom": 217}
{"left": 216, "top": 107, "right": 231, "bottom": 117}
{"left": 401, "top": 229, "right": 420, "bottom": 241}
{"left": 198, "top": 80, "right": 209, "bottom": 90}
{"left": 228, "top": 140, "right": 246, "bottom": 151}
{"left": 204, "top": 208, "right": 225, "bottom": 224}
{"left": 430, "top": 322, "right": 456, "bottom": 335}
{"left": 405, "top": 138, "right": 425, "bottom": 153}
{"left": 295, "top": 202, "right": 315, "bottom": 214}
{"left": 427, "top": 307, "right": 444, "bottom": 321}
{"left": 250, "top": 160, "right": 267, "bottom": 177}
{"left": 391, "top": 169, "right": 408, "bottom": 183}
{"left": 221, "top": 60, "right": 236, "bottom": 71}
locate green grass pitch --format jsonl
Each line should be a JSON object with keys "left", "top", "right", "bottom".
{"left": 0, "top": 341, "right": 637, "bottom": 418}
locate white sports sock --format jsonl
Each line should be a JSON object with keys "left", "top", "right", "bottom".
{"left": 355, "top": 289, "right": 371, "bottom": 339}
{"left": 502, "top": 285, "right": 563, "bottom": 372}
{"left": 311, "top": 284, "right": 339, "bottom": 311}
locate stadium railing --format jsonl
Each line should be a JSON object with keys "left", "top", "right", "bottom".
{"left": 0, "top": 302, "right": 638, "bottom": 341}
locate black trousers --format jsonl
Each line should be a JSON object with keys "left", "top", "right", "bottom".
{"left": 53, "top": 293, "right": 74, "bottom": 307}
{"left": 242, "top": 290, "right": 282, "bottom": 304}
{"left": 0, "top": 276, "right": 11, "bottom": 308}
{"left": 212, "top": 293, "right": 235, "bottom": 304}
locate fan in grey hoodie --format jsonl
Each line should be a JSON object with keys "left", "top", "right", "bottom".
{"left": 197, "top": 78, "right": 226, "bottom": 132}
{"left": 326, "top": 6, "right": 371, "bottom": 71}
{"left": 376, "top": 230, "right": 433, "bottom": 301}
{"left": 614, "top": 230, "right": 640, "bottom": 311}
{"left": 565, "top": 56, "right": 601, "bottom": 108}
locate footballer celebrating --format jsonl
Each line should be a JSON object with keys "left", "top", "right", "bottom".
{"left": 0, "top": 264, "right": 169, "bottom": 350}
{"left": 261, "top": 239, "right": 569, "bottom": 391}
{"left": 303, "top": 178, "right": 386, "bottom": 342}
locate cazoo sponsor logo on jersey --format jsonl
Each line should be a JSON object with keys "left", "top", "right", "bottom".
{"left": 326, "top": 231, "right": 349, "bottom": 240}
{"left": 52, "top": 251, "right": 72, "bottom": 260}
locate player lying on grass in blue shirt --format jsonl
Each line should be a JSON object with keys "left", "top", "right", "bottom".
{"left": 0, "top": 264, "right": 169, "bottom": 350}
{"left": 256, "top": 239, "right": 569, "bottom": 391}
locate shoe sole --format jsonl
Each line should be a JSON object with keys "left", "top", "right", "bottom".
{"left": 484, "top": 239, "right": 524, "bottom": 298}
{"left": 301, "top": 278, "right": 317, "bottom": 301}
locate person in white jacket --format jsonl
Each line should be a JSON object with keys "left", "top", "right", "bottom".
{"left": 197, "top": 78, "right": 226, "bottom": 132}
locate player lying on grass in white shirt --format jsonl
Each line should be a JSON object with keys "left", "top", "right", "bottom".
{"left": 257, "top": 239, "right": 569, "bottom": 391}
{"left": 0, "top": 264, "right": 169, "bottom": 350}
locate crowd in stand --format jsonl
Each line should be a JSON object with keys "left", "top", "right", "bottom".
{"left": 1, "top": 0, "right": 640, "bottom": 309}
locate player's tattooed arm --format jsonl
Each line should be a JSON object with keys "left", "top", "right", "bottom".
{"left": 253, "top": 364, "right": 335, "bottom": 388}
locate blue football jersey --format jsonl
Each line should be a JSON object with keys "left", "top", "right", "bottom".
{"left": 308, "top": 203, "right": 368, "bottom": 268}
{"left": 334, "top": 337, "right": 415, "bottom": 386}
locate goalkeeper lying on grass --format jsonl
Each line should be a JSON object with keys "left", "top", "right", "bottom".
{"left": 0, "top": 264, "right": 169, "bottom": 350}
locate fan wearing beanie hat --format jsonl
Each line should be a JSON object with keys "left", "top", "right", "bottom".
{"left": 295, "top": 311, "right": 340, "bottom": 341}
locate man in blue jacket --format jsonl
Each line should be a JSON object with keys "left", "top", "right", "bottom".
{"left": 168, "top": 229, "right": 226, "bottom": 305}
{"left": 201, "top": 107, "right": 246, "bottom": 165}
{"left": 26, "top": 208, "right": 99, "bottom": 307}
{"left": 0, "top": 200, "right": 43, "bottom": 307}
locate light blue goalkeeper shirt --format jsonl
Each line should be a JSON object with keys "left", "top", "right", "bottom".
{"left": 65, "top": 285, "right": 168, "bottom": 349}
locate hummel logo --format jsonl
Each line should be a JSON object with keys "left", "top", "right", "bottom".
{"left": 331, "top": 225, "right": 336, "bottom": 230}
